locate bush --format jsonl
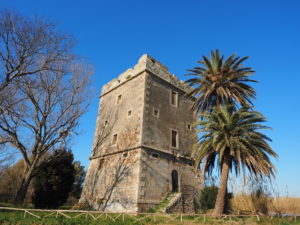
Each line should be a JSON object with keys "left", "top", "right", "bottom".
{"left": 32, "top": 149, "right": 75, "bottom": 209}
{"left": 200, "top": 186, "right": 218, "bottom": 210}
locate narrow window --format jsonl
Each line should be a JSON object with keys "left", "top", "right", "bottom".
{"left": 151, "top": 153, "right": 159, "bottom": 158}
{"left": 123, "top": 152, "right": 128, "bottom": 158}
{"left": 112, "top": 134, "right": 118, "bottom": 145}
{"left": 187, "top": 124, "right": 192, "bottom": 130}
{"left": 170, "top": 90, "right": 178, "bottom": 106}
{"left": 117, "top": 95, "right": 122, "bottom": 104}
{"left": 105, "top": 120, "right": 108, "bottom": 125}
{"left": 128, "top": 110, "right": 132, "bottom": 117}
{"left": 153, "top": 108, "right": 159, "bottom": 117}
{"left": 171, "top": 130, "right": 178, "bottom": 148}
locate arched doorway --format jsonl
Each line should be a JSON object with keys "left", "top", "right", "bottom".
{"left": 171, "top": 170, "right": 179, "bottom": 192}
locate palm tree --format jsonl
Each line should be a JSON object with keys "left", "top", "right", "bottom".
{"left": 193, "top": 106, "right": 278, "bottom": 216}
{"left": 186, "top": 49, "right": 256, "bottom": 113}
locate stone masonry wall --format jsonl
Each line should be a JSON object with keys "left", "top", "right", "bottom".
{"left": 142, "top": 71, "right": 197, "bottom": 156}
{"left": 80, "top": 149, "right": 141, "bottom": 212}
{"left": 91, "top": 71, "right": 146, "bottom": 158}
{"left": 137, "top": 148, "right": 202, "bottom": 212}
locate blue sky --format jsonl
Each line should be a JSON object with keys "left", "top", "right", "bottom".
{"left": 1, "top": 0, "right": 300, "bottom": 197}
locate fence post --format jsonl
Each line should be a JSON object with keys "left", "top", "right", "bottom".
{"left": 180, "top": 214, "right": 183, "bottom": 222}
{"left": 256, "top": 215, "right": 260, "bottom": 221}
{"left": 204, "top": 215, "right": 206, "bottom": 222}
{"left": 23, "top": 210, "right": 27, "bottom": 218}
{"left": 56, "top": 211, "right": 58, "bottom": 218}
{"left": 122, "top": 213, "right": 124, "bottom": 222}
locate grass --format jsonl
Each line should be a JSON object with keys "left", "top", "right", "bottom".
{"left": 231, "top": 195, "right": 300, "bottom": 215}
{"left": 271, "top": 197, "right": 300, "bottom": 215}
{"left": 1, "top": 210, "right": 300, "bottom": 225}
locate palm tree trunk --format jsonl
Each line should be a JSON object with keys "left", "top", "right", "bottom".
{"left": 200, "top": 157, "right": 207, "bottom": 187}
{"left": 213, "top": 155, "right": 230, "bottom": 216}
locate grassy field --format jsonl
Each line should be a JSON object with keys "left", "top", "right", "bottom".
{"left": 231, "top": 195, "right": 300, "bottom": 215}
{"left": 0, "top": 210, "right": 300, "bottom": 225}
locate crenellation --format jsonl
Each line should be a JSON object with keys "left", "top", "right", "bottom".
{"left": 101, "top": 54, "right": 192, "bottom": 97}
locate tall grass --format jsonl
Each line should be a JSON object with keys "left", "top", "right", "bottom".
{"left": 270, "top": 197, "right": 300, "bottom": 215}
{"left": 230, "top": 178, "right": 300, "bottom": 215}
{"left": 231, "top": 195, "right": 300, "bottom": 215}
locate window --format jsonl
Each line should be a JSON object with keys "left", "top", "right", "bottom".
{"left": 123, "top": 152, "right": 128, "bottom": 158}
{"left": 170, "top": 90, "right": 178, "bottom": 106}
{"left": 187, "top": 123, "right": 192, "bottom": 130}
{"left": 117, "top": 95, "right": 122, "bottom": 104}
{"left": 105, "top": 120, "right": 108, "bottom": 125}
{"left": 171, "top": 129, "right": 178, "bottom": 148}
{"left": 128, "top": 110, "right": 132, "bottom": 117}
{"left": 151, "top": 153, "right": 159, "bottom": 158}
{"left": 153, "top": 108, "right": 159, "bottom": 117}
{"left": 112, "top": 134, "right": 118, "bottom": 145}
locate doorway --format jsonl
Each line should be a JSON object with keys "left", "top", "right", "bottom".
{"left": 171, "top": 170, "right": 179, "bottom": 192}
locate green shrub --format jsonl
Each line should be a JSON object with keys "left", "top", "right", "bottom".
{"left": 200, "top": 185, "right": 218, "bottom": 210}
{"left": 32, "top": 149, "right": 75, "bottom": 209}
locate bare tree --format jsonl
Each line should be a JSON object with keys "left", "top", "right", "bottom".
{"left": 0, "top": 9, "right": 74, "bottom": 112}
{"left": 0, "top": 9, "right": 93, "bottom": 205}
{"left": 0, "top": 146, "right": 15, "bottom": 176}
{"left": 0, "top": 61, "right": 93, "bottom": 205}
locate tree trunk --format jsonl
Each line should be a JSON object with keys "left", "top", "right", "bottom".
{"left": 14, "top": 167, "right": 34, "bottom": 205}
{"left": 213, "top": 155, "right": 230, "bottom": 216}
{"left": 200, "top": 157, "right": 207, "bottom": 187}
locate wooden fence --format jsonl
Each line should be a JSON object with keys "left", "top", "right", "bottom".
{"left": 0, "top": 206, "right": 299, "bottom": 224}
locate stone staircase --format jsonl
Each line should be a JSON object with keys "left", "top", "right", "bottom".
{"left": 151, "top": 192, "right": 182, "bottom": 213}
{"left": 151, "top": 186, "right": 201, "bottom": 214}
{"left": 164, "top": 192, "right": 182, "bottom": 213}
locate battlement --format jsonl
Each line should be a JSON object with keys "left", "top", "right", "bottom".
{"left": 101, "top": 54, "right": 192, "bottom": 96}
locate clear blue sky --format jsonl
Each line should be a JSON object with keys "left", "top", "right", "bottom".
{"left": 1, "top": 0, "right": 300, "bottom": 197}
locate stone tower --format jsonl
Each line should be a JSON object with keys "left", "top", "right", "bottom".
{"left": 80, "top": 55, "right": 202, "bottom": 213}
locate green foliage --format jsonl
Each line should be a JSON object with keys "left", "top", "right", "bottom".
{"left": 185, "top": 49, "right": 256, "bottom": 113}
{"left": 200, "top": 186, "right": 218, "bottom": 210}
{"left": 32, "top": 149, "right": 75, "bottom": 209}
{"left": 193, "top": 106, "right": 278, "bottom": 180}
{"left": 193, "top": 106, "right": 278, "bottom": 215}
{"left": 69, "top": 161, "right": 85, "bottom": 199}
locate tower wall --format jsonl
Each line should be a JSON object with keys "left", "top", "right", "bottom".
{"left": 80, "top": 55, "right": 202, "bottom": 213}
{"left": 142, "top": 71, "right": 196, "bottom": 156}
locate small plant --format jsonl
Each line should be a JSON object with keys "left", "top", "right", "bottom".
{"left": 200, "top": 186, "right": 218, "bottom": 210}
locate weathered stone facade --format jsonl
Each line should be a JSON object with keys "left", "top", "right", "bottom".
{"left": 80, "top": 55, "right": 202, "bottom": 212}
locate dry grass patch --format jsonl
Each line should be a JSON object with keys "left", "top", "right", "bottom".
{"left": 270, "top": 197, "right": 300, "bottom": 215}
{"left": 231, "top": 195, "right": 300, "bottom": 215}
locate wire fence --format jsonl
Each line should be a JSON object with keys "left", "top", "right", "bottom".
{"left": 0, "top": 206, "right": 299, "bottom": 224}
